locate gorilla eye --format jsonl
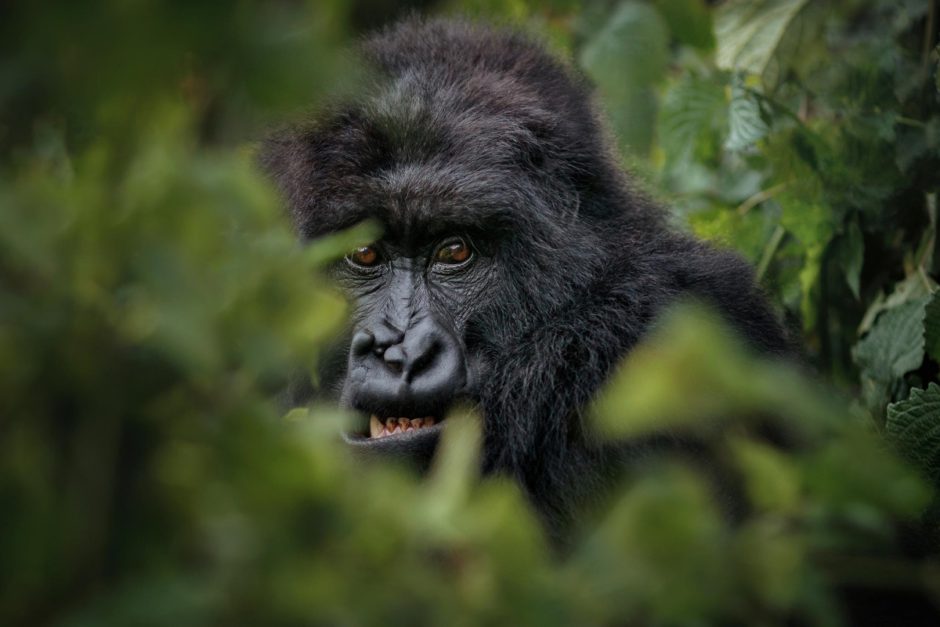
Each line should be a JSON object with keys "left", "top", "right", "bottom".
{"left": 434, "top": 237, "right": 472, "bottom": 265}
{"left": 346, "top": 245, "right": 380, "bottom": 268}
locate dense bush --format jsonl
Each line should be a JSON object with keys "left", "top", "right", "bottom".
{"left": 1, "top": 1, "right": 938, "bottom": 625}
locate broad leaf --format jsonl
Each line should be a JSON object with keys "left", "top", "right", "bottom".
{"left": 659, "top": 76, "right": 727, "bottom": 166}
{"left": 858, "top": 273, "right": 936, "bottom": 336}
{"left": 715, "top": 0, "right": 808, "bottom": 75}
{"left": 580, "top": 1, "right": 668, "bottom": 155}
{"left": 580, "top": 2, "right": 668, "bottom": 88}
{"left": 887, "top": 383, "right": 940, "bottom": 484}
{"left": 725, "top": 76, "right": 769, "bottom": 151}
{"left": 854, "top": 297, "right": 929, "bottom": 409}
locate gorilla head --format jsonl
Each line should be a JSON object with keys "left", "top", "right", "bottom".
{"left": 262, "top": 18, "right": 788, "bottom": 536}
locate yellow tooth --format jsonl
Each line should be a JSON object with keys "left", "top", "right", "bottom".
{"left": 370, "top": 415, "right": 383, "bottom": 438}
{"left": 411, "top": 418, "right": 423, "bottom": 429}
{"left": 426, "top": 417, "right": 436, "bottom": 426}
{"left": 398, "top": 417, "right": 409, "bottom": 427}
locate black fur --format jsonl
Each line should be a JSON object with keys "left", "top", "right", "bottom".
{"left": 261, "top": 18, "right": 789, "bottom": 541}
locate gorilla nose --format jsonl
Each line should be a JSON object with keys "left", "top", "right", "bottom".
{"left": 348, "top": 319, "right": 466, "bottom": 410}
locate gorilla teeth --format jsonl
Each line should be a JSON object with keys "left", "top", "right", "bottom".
{"left": 368, "top": 415, "right": 437, "bottom": 438}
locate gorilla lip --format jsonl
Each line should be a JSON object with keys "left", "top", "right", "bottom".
{"left": 369, "top": 415, "right": 438, "bottom": 439}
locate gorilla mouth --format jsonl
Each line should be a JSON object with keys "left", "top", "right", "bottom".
{"left": 369, "top": 415, "right": 438, "bottom": 438}
{"left": 343, "top": 410, "right": 446, "bottom": 445}
{"left": 343, "top": 410, "right": 445, "bottom": 470}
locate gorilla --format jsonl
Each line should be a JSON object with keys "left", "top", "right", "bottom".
{"left": 261, "top": 18, "right": 789, "bottom": 540}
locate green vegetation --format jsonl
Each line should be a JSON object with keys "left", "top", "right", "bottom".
{"left": 1, "top": 1, "right": 938, "bottom": 624}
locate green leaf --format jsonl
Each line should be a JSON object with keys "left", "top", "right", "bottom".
{"left": 805, "top": 428, "right": 930, "bottom": 520}
{"left": 887, "top": 383, "right": 940, "bottom": 484}
{"left": 591, "top": 303, "right": 837, "bottom": 438}
{"left": 652, "top": 0, "right": 715, "bottom": 50}
{"left": 834, "top": 218, "right": 864, "bottom": 300}
{"left": 854, "top": 297, "right": 929, "bottom": 409}
{"left": 925, "top": 290, "right": 940, "bottom": 363}
{"left": 421, "top": 408, "right": 483, "bottom": 527}
{"left": 689, "top": 204, "right": 777, "bottom": 266}
{"left": 659, "top": 75, "right": 728, "bottom": 166}
{"left": 775, "top": 177, "right": 833, "bottom": 331}
{"left": 777, "top": 178, "right": 830, "bottom": 249}
{"left": 730, "top": 437, "right": 800, "bottom": 513}
{"left": 858, "top": 273, "right": 936, "bottom": 336}
{"left": 715, "top": 0, "right": 808, "bottom": 75}
{"left": 580, "top": 1, "right": 668, "bottom": 156}
{"left": 605, "top": 88, "right": 659, "bottom": 157}
{"left": 725, "top": 77, "right": 769, "bottom": 151}
{"left": 797, "top": 242, "right": 823, "bottom": 331}
{"left": 580, "top": 2, "right": 668, "bottom": 88}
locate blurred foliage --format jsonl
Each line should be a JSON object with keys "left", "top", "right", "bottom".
{"left": 2, "top": 0, "right": 940, "bottom": 625}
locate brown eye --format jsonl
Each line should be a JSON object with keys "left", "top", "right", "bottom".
{"left": 435, "top": 238, "right": 471, "bottom": 265}
{"left": 347, "top": 245, "right": 380, "bottom": 268}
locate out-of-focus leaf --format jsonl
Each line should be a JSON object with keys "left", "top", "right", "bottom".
{"left": 887, "top": 383, "right": 940, "bottom": 485}
{"left": 580, "top": 2, "right": 668, "bottom": 87}
{"left": 895, "top": 117, "right": 940, "bottom": 173}
{"left": 304, "top": 221, "right": 382, "bottom": 266}
{"left": 606, "top": 89, "right": 660, "bottom": 158}
{"left": 653, "top": 0, "right": 715, "bottom": 50}
{"left": 580, "top": 1, "right": 668, "bottom": 155}
{"left": 797, "top": 242, "right": 824, "bottom": 331}
{"left": 777, "top": 181, "right": 831, "bottom": 249}
{"left": 774, "top": 170, "right": 834, "bottom": 331}
{"left": 834, "top": 217, "right": 864, "bottom": 300}
{"left": 731, "top": 437, "right": 800, "bottom": 513}
{"left": 689, "top": 203, "right": 777, "bottom": 265}
{"left": 659, "top": 75, "right": 728, "bottom": 167}
{"left": 725, "top": 76, "right": 769, "bottom": 151}
{"left": 445, "top": 0, "right": 531, "bottom": 21}
{"left": 572, "top": 469, "right": 730, "bottom": 625}
{"left": 421, "top": 409, "right": 483, "bottom": 532}
{"left": 592, "top": 303, "right": 835, "bottom": 437}
{"left": 805, "top": 428, "right": 930, "bottom": 523}
{"left": 715, "top": 0, "right": 808, "bottom": 75}
{"left": 733, "top": 520, "right": 804, "bottom": 610}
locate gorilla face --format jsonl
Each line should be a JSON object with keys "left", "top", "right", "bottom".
{"left": 325, "top": 160, "right": 573, "bottom": 467}
{"left": 336, "top": 229, "right": 492, "bottom": 458}
{"left": 262, "top": 18, "right": 789, "bottom": 535}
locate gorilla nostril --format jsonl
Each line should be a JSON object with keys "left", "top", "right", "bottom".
{"left": 351, "top": 330, "right": 375, "bottom": 357}
{"left": 383, "top": 344, "right": 405, "bottom": 374}
{"left": 405, "top": 338, "right": 441, "bottom": 382}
